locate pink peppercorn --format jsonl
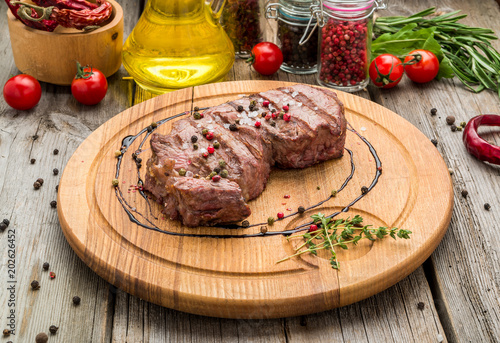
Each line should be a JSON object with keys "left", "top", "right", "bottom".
{"left": 207, "top": 146, "right": 215, "bottom": 154}
{"left": 254, "top": 120, "right": 262, "bottom": 128}
{"left": 263, "top": 100, "right": 270, "bottom": 107}
{"left": 277, "top": 212, "right": 284, "bottom": 219}
{"left": 309, "top": 224, "right": 318, "bottom": 232}
{"left": 284, "top": 194, "right": 290, "bottom": 198}
{"left": 283, "top": 113, "right": 291, "bottom": 122}
{"left": 272, "top": 112, "right": 277, "bottom": 119}
{"left": 205, "top": 131, "right": 214, "bottom": 140}
{"left": 282, "top": 105, "right": 289, "bottom": 112}
{"left": 202, "top": 152, "right": 209, "bottom": 158}
{"left": 265, "top": 113, "right": 271, "bottom": 121}
{"left": 212, "top": 175, "right": 221, "bottom": 182}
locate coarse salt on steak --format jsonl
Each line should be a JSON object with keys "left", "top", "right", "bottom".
{"left": 144, "top": 84, "right": 346, "bottom": 227}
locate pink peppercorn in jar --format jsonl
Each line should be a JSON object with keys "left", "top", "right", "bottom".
{"left": 313, "top": 0, "right": 385, "bottom": 92}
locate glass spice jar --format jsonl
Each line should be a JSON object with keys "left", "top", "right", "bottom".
{"left": 266, "top": 0, "right": 318, "bottom": 74}
{"left": 222, "top": 0, "right": 263, "bottom": 57}
{"left": 312, "top": 0, "right": 385, "bottom": 92}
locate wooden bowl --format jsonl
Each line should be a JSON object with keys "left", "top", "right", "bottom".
{"left": 6, "top": 0, "right": 123, "bottom": 85}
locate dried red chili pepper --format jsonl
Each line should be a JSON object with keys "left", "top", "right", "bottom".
{"left": 6, "top": 0, "right": 58, "bottom": 32}
{"left": 9, "top": 0, "right": 112, "bottom": 31}
{"left": 463, "top": 114, "right": 500, "bottom": 165}
{"left": 33, "top": 0, "right": 98, "bottom": 11}
{"left": 52, "top": 1, "right": 112, "bottom": 30}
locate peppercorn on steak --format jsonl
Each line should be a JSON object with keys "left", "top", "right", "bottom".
{"left": 144, "top": 84, "right": 346, "bottom": 227}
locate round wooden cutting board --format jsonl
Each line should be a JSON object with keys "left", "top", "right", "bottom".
{"left": 58, "top": 81, "right": 453, "bottom": 319}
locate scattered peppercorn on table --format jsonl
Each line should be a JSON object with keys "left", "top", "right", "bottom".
{"left": 1, "top": 0, "right": 500, "bottom": 342}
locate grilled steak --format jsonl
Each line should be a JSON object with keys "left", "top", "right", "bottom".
{"left": 144, "top": 84, "right": 346, "bottom": 227}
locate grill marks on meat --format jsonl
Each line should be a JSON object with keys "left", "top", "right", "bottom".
{"left": 144, "top": 85, "right": 346, "bottom": 227}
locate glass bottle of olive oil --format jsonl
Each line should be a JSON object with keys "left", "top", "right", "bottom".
{"left": 123, "top": 0, "right": 235, "bottom": 94}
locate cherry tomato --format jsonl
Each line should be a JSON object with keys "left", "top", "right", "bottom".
{"left": 369, "top": 54, "right": 404, "bottom": 89}
{"left": 247, "top": 42, "right": 283, "bottom": 76}
{"left": 3, "top": 74, "right": 42, "bottom": 110}
{"left": 71, "top": 62, "right": 108, "bottom": 105}
{"left": 404, "top": 50, "right": 439, "bottom": 83}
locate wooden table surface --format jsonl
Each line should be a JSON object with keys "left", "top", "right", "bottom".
{"left": 0, "top": 0, "right": 499, "bottom": 342}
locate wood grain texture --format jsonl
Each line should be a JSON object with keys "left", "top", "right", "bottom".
{"left": 6, "top": 0, "right": 123, "bottom": 85}
{"left": 57, "top": 80, "right": 453, "bottom": 319}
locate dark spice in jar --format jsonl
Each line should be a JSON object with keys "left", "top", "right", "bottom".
{"left": 319, "top": 18, "right": 369, "bottom": 87}
{"left": 278, "top": 20, "right": 317, "bottom": 71}
{"left": 222, "top": 0, "right": 261, "bottom": 54}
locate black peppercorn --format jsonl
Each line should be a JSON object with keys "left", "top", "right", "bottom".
{"left": 55, "top": 185, "right": 59, "bottom": 192}
{"left": 3, "top": 219, "right": 9, "bottom": 227}
{"left": 191, "top": 135, "right": 198, "bottom": 143}
{"left": 241, "top": 220, "right": 250, "bottom": 227}
{"left": 30, "top": 158, "right": 36, "bottom": 164}
{"left": 430, "top": 108, "right": 437, "bottom": 115}
{"left": 3, "top": 329, "right": 10, "bottom": 336}
{"left": 147, "top": 125, "right": 153, "bottom": 132}
{"left": 417, "top": 302, "right": 425, "bottom": 310}
{"left": 33, "top": 181, "right": 42, "bottom": 190}
{"left": 229, "top": 123, "right": 238, "bottom": 131}
{"left": 73, "top": 295, "right": 81, "bottom": 305}
{"left": 35, "top": 332, "right": 48, "bottom": 343}
{"left": 237, "top": 105, "right": 243, "bottom": 112}
{"left": 214, "top": 166, "right": 221, "bottom": 174}
{"left": 193, "top": 143, "right": 199, "bottom": 150}
{"left": 235, "top": 119, "right": 240, "bottom": 125}
{"left": 270, "top": 121, "right": 276, "bottom": 127}
{"left": 43, "top": 262, "right": 49, "bottom": 270}
{"left": 451, "top": 125, "right": 457, "bottom": 132}
{"left": 361, "top": 186, "right": 368, "bottom": 194}
{"left": 37, "top": 178, "right": 44, "bottom": 185}
{"left": 260, "top": 226, "right": 267, "bottom": 234}
{"left": 136, "top": 157, "right": 142, "bottom": 163}
{"left": 49, "top": 325, "right": 59, "bottom": 334}
{"left": 298, "top": 206, "right": 305, "bottom": 214}
{"left": 461, "top": 190, "right": 468, "bottom": 198}
{"left": 446, "top": 116, "right": 455, "bottom": 125}
{"left": 249, "top": 104, "right": 255, "bottom": 111}
{"left": 194, "top": 106, "right": 200, "bottom": 111}
{"left": 0, "top": 223, "right": 6, "bottom": 231}
{"left": 53, "top": 168, "right": 59, "bottom": 175}
{"left": 484, "top": 203, "right": 491, "bottom": 211}
{"left": 31, "top": 280, "right": 40, "bottom": 290}
{"left": 431, "top": 139, "right": 438, "bottom": 146}
{"left": 53, "top": 149, "right": 59, "bottom": 155}
{"left": 271, "top": 108, "right": 276, "bottom": 113}
{"left": 151, "top": 122, "right": 158, "bottom": 128}
{"left": 50, "top": 201, "right": 57, "bottom": 208}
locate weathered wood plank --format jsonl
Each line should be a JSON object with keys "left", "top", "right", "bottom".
{"left": 0, "top": 0, "right": 142, "bottom": 342}
{"left": 369, "top": 1, "right": 500, "bottom": 342}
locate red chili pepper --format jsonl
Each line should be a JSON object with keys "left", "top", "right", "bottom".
{"left": 52, "top": 1, "right": 112, "bottom": 30}
{"left": 33, "top": 0, "right": 98, "bottom": 10}
{"left": 463, "top": 115, "right": 500, "bottom": 165}
{"left": 6, "top": 0, "right": 58, "bottom": 31}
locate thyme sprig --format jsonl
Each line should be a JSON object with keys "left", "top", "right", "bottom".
{"left": 277, "top": 213, "right": 412, "bottom": 269}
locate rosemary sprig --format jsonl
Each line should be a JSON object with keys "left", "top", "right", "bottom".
{"left": 277, "top": 213, "right": 411, "bottom": 269}
{"left": 374, "top": 7, "right": 500, "bottom": 99}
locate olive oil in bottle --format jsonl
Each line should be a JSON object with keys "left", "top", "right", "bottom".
{"left": 123, "top": 0, "right": 234, "bottom": 94}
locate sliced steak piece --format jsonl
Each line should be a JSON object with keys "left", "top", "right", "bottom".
{"left": 144, "top": 84, "right": 346, "bottom": 227}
